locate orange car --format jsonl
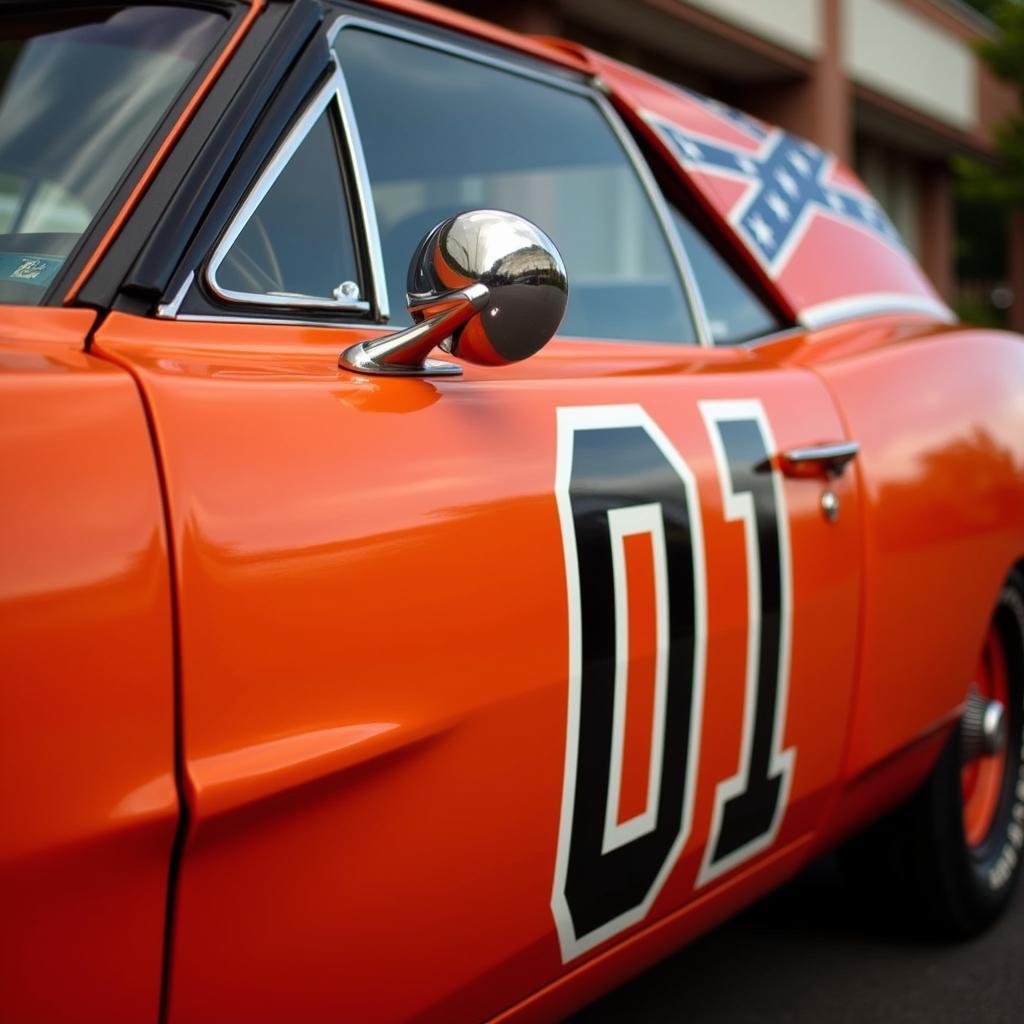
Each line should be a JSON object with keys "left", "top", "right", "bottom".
{"left": 2, "top": 2, "right": 1023, "bottom": 1021}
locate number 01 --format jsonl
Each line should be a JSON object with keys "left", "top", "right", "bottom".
{"left": 550, "top": 402, "right": 794, "bottom": 962}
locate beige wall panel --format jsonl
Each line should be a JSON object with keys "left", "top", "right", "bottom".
{"left": 681, "top": 0, "right": 821, "bottom": 57}
{"left": 843, "top": 0, "right": 976, "bottom": 129}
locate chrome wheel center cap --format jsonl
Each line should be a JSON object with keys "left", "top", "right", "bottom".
{"left": 981, "top": 699, "right": 1007, "bottom": 756}
{"left": 962, "top": 688, "right": 1008, "bottom": 762}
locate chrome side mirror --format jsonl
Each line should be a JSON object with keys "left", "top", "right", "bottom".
{"left": 340, "top": 209, "right": 568, "bottom": 376}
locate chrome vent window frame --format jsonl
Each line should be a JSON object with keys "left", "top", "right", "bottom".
{"left": 329, "top": 43, "right": 389, "bottom": 320}
{"left": 203, "top": 69, "right": 374, "bottom": 315}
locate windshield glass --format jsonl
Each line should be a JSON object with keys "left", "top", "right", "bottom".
{"left": 0, "top": 5, "right": 225, "bottom": 305}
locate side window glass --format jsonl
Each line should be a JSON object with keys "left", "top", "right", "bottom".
{"left": 669, "top": 205, "right": 783, "bottom": 345}
{"left": 210, "top": 103, "right": 364, "bottom": 308}
{"left": 334, "top": 28, "right": 697, "bottom": 344}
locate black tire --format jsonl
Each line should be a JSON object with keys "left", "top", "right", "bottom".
{"left": 840, "top": 569, "right": 1024, "bottom": 939}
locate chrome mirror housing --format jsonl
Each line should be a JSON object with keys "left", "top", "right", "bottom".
{"left": 339, "top": 209, "right": 568, "bottom": 376}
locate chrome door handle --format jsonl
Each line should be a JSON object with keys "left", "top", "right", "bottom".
{"left": 779, "top": 440, "right": 859, "bottom": 478}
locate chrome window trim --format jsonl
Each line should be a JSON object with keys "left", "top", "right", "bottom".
{"left": 593, "top": 93, "right": 712, "bottom": 347}
{"left": 156, "top": 269, "right": 194, "bottom": 319}
{"left": 327, "top": 13, "right": 710, "bottom": 346}
{"left": 329, "top": 44, "right": 389, "bottom": 320}
{"left": 204, "top": 72, "right": 372, "bottom": 314}
{"left": 174, "top": 314, "right": 393, "bottom": 329}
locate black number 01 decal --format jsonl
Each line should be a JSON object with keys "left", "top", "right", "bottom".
{"left": 550, "top": 402, "right": 794, "bottom": 962}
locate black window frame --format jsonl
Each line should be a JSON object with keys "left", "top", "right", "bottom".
{"left": 96, "top": 0, "right": 326, "bottom": 319}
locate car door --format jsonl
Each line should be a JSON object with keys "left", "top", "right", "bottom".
{"left": 93, "top": 10, "right": 863, "bottom": 1022}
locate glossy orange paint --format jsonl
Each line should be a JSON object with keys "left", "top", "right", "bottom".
{"left": 617, "top": 533, "right": 658, "bottom": 824}
{"left": 95, "top": 312, "right": 863, "bottom": 1022}
{"left": 0, "top": 308, "right": 177, "bottom": 1021}
{"left": 6, "top": 1, "right": 1023, "bottom": 1018}
{"left": 777, "top": 319, "right": 1024, "bottom": 787}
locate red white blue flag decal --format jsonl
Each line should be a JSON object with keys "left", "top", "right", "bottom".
{"left": 648, "top": 107, "right": 904, "bottom": 280}
{"left": 589, "top": 51, "right": 950, "bottom": 324}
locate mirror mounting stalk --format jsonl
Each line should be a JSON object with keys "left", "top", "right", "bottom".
{"left": 339, "top": 209, "right": 568, "bottom": 377}
{"left": 340, "top": 283, "right": 489, "bottom": 377}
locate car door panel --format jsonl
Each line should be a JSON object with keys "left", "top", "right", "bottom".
{"left": 94, "top": 313, "right": 860, "bottom": 1022}
{"left": 785, "top": 323, "right": 1024, "bottom": 780}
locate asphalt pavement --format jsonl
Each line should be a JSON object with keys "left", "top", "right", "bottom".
{"left": 569, "top": 857, "right": 1024, "bottom": 1023}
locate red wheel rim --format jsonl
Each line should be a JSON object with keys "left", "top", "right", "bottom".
{"left": 961, "top": 627, "right": 1011, "bottom": 848}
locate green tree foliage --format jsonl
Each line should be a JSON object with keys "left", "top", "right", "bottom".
{"left": 957, "top": 1, "right": 1024, "bottom": 206}
{"left": 961, "top": 0, "right": 1005, "bottom": 17}
{"left": 954, "top": 1, "right": 1023, "bottom": 324}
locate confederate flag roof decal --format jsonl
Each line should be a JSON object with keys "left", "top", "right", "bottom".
{"left": 587, "top": 52, "right": 954, "bottom": 330}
